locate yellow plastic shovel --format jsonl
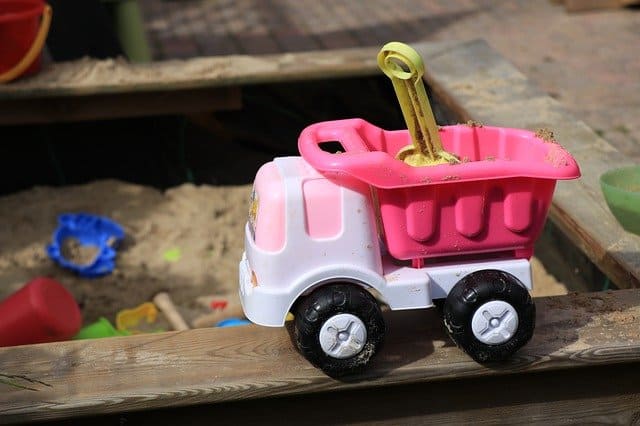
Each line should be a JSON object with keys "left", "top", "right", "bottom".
{"left": 377, "top": 42, "right": 459, "bottom": 166}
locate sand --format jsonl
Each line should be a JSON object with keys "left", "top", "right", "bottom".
{"left": 0, "top": 179, "right": 568, "bottom": 329}
{"left": 0, "top": 180, "right": 250, "bottom": 327}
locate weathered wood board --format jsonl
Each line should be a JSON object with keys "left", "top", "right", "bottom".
{"left": 56, "top": 362, "right": 640, "bottom": 425}
{"left": 0, "top": 43, "right": 456, "bottom": 124}
{"left": 0, "top": 48, "right": 385, "bottom": 99}
{"left": 2, "top": 289, "right": 640, "bottom": 423}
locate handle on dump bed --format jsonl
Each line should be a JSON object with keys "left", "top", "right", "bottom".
{"left": 298, "top": 119, "right": 377, "bottom": 171}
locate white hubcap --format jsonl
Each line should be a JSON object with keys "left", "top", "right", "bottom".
{"left": 471, "top": 300, "right": 519, "bottom": 345}
{"left": 319, "top": 313, "right": 367, "bottom": 359}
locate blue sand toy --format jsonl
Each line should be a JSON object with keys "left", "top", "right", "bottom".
{"left": 47, "top": 213, "right": 125, "bottom": 278}
{"left": 216, "top": 318, "right": 252, "bottom": 328}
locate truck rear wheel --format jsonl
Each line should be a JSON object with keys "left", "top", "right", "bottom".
{"left": 294, "top": 284, "right": 385, "bottom": 377}
{"left": 443, "top": 270, "right": 535, "bottom": 363}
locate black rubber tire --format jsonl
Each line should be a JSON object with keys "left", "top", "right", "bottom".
{"left": 443, "top": 270, "right": 535, "bottom": 363}
{"left": 294, "top": 284, "right": 385, "bottom": 377}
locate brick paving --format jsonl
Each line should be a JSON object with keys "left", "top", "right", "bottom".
{"left": 138, "top": 0, "right": 640, "bottom": 159}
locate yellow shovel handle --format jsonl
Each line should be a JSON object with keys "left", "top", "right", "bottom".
{"left": 0, "top": 4, "right": 52, "bottom": 83}
{"left": 377, "top": 42, "right": 443, "bottom": 159}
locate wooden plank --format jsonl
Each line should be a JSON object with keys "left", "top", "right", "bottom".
{"left": 0, "top": 43, "right": 460, "bottom": 124}
{"left": 416, "top": 39, "right": 640, "bottom": 288}
{"left": 2, "top": 289, "right": 640, "bottom": 423}
{"left": 0, "top": 50, "right": 373, "bottom": 100}
{"left": 54, "top": 363, "right": 640, "bottom": 425}
{"left": 0, "top": 86, "right": 241, "bottom": 124}
{"left": 0, "top": 43, "right": 461, "bottom": 100}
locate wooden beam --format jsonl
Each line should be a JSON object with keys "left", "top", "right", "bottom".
{"left": 53, "top": 363, "right": 640, "bottom": 425}
{"left": 0, "top": 42, "right": 468, "bottom": 100}
{"left": 0, "top": 43, "right": 457, "bottom": 123}
{"left": 415, "top": 39, "right": 640, "bottom": 288}
{"left": 2, "top": 289, "right": 640, "bottom": 423}
{"left": 0, "top": 48, "right": 385, "bottom": 99}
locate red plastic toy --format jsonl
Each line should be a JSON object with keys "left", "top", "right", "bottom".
{"left": 0, "top": 277, "right": 82, "bottom": 347}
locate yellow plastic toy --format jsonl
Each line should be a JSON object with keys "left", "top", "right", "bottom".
{"left": 116, "top": 302, "right": 158, "bottom": 334}
{"left": 377, "top": 42, "right": 459, "bottom": 167}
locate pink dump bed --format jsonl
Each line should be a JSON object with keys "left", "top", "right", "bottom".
{"left": 299, "top": 119, "right": 581, "bottom": 260}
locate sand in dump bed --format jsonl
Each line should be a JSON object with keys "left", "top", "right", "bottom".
{"left": 0, "top": 179, "right": 567, "bottom": 327}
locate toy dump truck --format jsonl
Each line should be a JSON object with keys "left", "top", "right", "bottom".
{"left": 239, "top": 43, "right": 580, "bottom": 376}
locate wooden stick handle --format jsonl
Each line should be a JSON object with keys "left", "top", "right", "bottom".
{"left": 153, "top": 292, "right": 190, "bottom": 331}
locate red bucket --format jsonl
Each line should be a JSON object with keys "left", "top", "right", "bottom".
{"left": 0, "top": 277, "right": 82, "bottom": 347}
{"left": 0, "top": 0, "right": 51, "bottom": 83}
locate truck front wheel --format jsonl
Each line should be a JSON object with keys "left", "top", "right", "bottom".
{"left": 443, "top": 270, "right": 535, "bottom": 363}
{"left": 294, "top": 284, "right": 385, "bottom": 377}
